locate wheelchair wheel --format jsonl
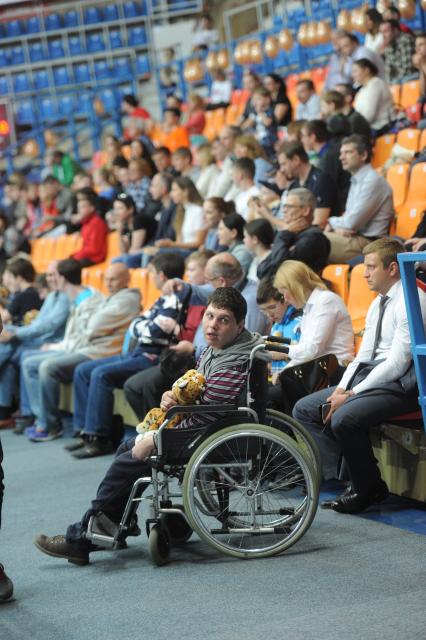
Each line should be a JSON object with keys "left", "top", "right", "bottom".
{"left": 265, "top": 409, "right": 322, "bottom": 482}
{"left": 148, "top": 524, "right": 170, "bottom": 566}
{"left": 162, "top": 509, "right": 193, "bottom": 545}
{"left": 182, "top": 424, "right": 318, "bottom": 559}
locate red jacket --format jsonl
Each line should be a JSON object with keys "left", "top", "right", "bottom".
{"left": 73, "top": 213, "right": 108, "bottom": 264}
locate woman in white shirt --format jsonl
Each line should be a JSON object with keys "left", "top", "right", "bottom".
{"left": 155, "top": 177, "right": 206, "bottom": 254}
{"left": 364, "top": 8, "right": 384, "bottom": 54}
{"left": 195, "top": 143, "right": 220, "bottom": 199}
{"left": 353, "top": 58, "right": 395, "bottom": 135}
{"left": 273, "top": 260, "right": 354, "bottom": 411}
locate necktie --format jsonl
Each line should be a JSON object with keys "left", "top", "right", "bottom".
{"left": 371, "top": 295, "right": 389, "bottom": 359}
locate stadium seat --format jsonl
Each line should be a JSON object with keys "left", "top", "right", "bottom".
{"left": 58, "top": 95, "right": 76, "bottom": 116}
{"left": 400, "top": 80, "right": 420, "bottom": 110}
{"left": 75, "top": 93, "right": 94, "bottom": 117}
{"left": 104, "top": 5, "right": 119, "bottom": 21}
{"left": 114, "top": 57, "right": 132, "bottom": 78}
{"left": 311, "top": 67, "right": 327, "bottom": 93}
{"left": 68, "top": 35, "right": 84, "bottom": 56}
{"left": 84, "top": 7, "right": 103, "bottom": 24}
{"left": 87, "top": 32, "right": 105, "bottom": 53}
{"left": 347, "top": 263, "right": 376, "bottom": 336}
{"left": 39, "top": 97, "right": 58, "bottom": 120}
{"left": 64, "top": 10, "right": 79, "bottom": 28}
{"left": 0, "top": 77, "right": 9, "bottom": 95}
{"left": 94, "top": 60, "right": 112, "bottom": 80}
{"left": 31, "top": 237, "right": 57, "bottom": 273}
{"left": 420, "top": 128, "right": 426, "bottom": 152}
{"left": 29, "top": 42, "right": 46, "bottom": 62}
{"left": 48, "top": 39, "right": 65, "bottom": 59}
{"left": 136, "top": 54, "right": 150, "bottom": 76}
{"left": 106, "top": 232, "right": 121, "bottom": 261}
{"left": 144, "top": 269, "right": 161, "bottom": 308}
{"left": 396, "top": 128, "right": 421, "bottom": 153}
{"left": 109, "top": 30, "right": 123, "bottom": 49}
{"left": 74, "top": 63, "right": 91, "bottom": 83}
{"left": 16, "top": 101, "right": 37, "bottom": 125}
{"left": 123, "top": 1, "right": 142, "bottom": 18}
{"left": 6, "top": 20, "right": 23, "bottom": 38}
{"left": 395, "top": 163, "right": 426, "bottom": 239}
{"left": 13, "top": 73, "right": 31, "bottom": 93}
{"left": 322, "top": 264, "right": 350, "bottom": 304}
{"left": 130, "top": 268, "right": 149, "bottom": 305}
{"left": 53, "top": 66, "right": 72, "bottom": 86}
{"left": 82, "top": 266, "right": 104, "bottom": 292}
{"left": 225, "top": 103, "right": 243, "bottom": 125}
{"left": 371, "top": 134, "right": 396, "bottom": 169}
{"left": 0, "top": 50, "right": 8, "bottom": 67}
{"left": 128, "top": 26, "right": 148, "bottom": 46}
{"left": 27, "top": 16, "right": 41, "bottom": 34}
{"left": 230, "top": 88, "right": 250, "bottom": 105}
{"left": 34, "top": 70, "right": 50, "bottom": 90}
{"left": 386, "top": 163, "right": 410, "bottom": 210}
{"left": 99, "top": 88, "right": 117, "bottom": 113}
{"left": 45, "top": 13, "right": 62, "bottom": 31}
{"left": 389, "top": 83, "right": 401, "bottom": 105}
{"left": 11, "top": 45, "right": 25, "bottom": 65}
{"left": 203, "top": 110, "right": 218, "bottom": 141}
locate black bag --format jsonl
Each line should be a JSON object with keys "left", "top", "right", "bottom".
{"left": 279, "top": 353, "right": 340, "bottom": 397}
{"left": 159, "top": 348, "right": 196, "bottom": 384}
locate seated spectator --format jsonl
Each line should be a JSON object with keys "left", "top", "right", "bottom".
{"left": 295, "top": 80, "right": 321, "bottom": 121}
{"left": 382, "top": 6, "right": 415, "bottom": 36}
{"left": 195, "top": 143, "right": 220, "bottom": 199}
{"left": 293, "top": 239, "right": 425, "bottom": 514}
{"left": 338, "top": 31, "right": 386, "bottom": 81}
{"left": 1, "top": 258, "right": 41, "bottom": 326}
{"left": 159, "top": 46, "right": 177, "bottom": 91}
{"left": 121, "top": 94, "right": 151, "bottom": 141}
{"left": 286, "top": 120, "right": 307, "bottom": 143}
{"left": 404, "top": 209, "right": 426, "bottom": 253}
{"left": 272, "top": 259, "right": 354, "bottom": 412}
{"left": 65, "top": 252, "right": 186, "bottom": 457}
{"left": 125, "top": 158, "right": 152, "bottom": 213}
{"left": 352, "top": 59, "right": 395, "bottom": 136}
{"left": 263, "top": 73, "right": 292, "bottom": 127}
{"left": 330, "top": 86, "right": 372, "bottom": 138}
{"left": 151, "top": 146, "right": 175, "bottom": 175}
{"left": 207, "top": 69, "right": 232, "bottom": 110}
{"left": 243, "top": 219, "right": 274, "bottom": 282}
{"left": 0, "top": 261, "right": 69, "bottom": 429}
{"left": 92, "top": 168, "right": 117, "bottom": 202}
{"left": 22, "top": 261, "right": 141, "bottom": 442}
{"left": 238, "top": 70, "right": 262, "bottom": 128}
{"left": 43, "top": 150, "right": 81, "bottom": 187}
{"left": 34, "top": 176, "right": 73, "bottom": 236}
{"left": 207, "top": 125, "right": 242, "bottom": 198}
{"left": 112, "top": 194, "right": 157, "bottom": 268}
{"left": 128, "top": 138, "right": 157, "bottom": 177}
{"left": 276, "top": 141, "right": 339, "bottom": 228}
{"left": 325, "top": 135, "right": 394, "bottom": 263}
{"left": 153, "top": 108, "right": 190, "bottom": 153}
{"left": 217, "top": 213, "right": 253, "bottom": 275}
{"left": 243, "top": 87, "right": 278, "bottom": 157}
{"left": 364, "top": 7, "right": 384, "bottom": 53}
{"left": 91, "top": 135, "right": 122, "bottom": 172}
{"left": 71, "top": 190, "right": 109, "bottom": 267}
{"left": 255, "top": 187, "right": 331, "bottom": 279}
{"left": 202, "top": 197, "right": 234, "bottom": 251}
{"left": 0, "top": 210, "right": 23, "bottom": 262}
{"left": 380, "top": 19, "right": 416, "bottom": 83}
{"left": 413, "top": 33, "right": 426, "bottom": 122}
{"left": 234, "top": 135, "right": 274, "bottom": 186}
{"left": 185, "top": 248, "right": 215, "bottom": 285}
{"left": 183, "top": 93, "right": 206, "bottom": 139}
{"left": 325, "top": 29, "right": 349, "bottom": 90}
{"left": 228, "top": 158, "right": 260, "bottom": 220}
{"left": 171, "top": 147, "right": 200, "bottom": 183}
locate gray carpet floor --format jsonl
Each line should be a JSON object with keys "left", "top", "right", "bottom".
{"left": 0, "top": 429, "right": 425, "bottom": 640}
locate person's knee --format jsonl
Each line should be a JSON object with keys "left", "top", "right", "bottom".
{"left": 74, "top": 361, "right": 93, "bottom": 384}
{"left": 123, "top": 377, "right": 137, "bottom": 399}
{"left": 293, "top": 395, "right": 313, "bottom": 422}
{"left": 39, "top": 359, "right": 57, "bottom": 381}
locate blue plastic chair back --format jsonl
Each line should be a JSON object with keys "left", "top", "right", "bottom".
{"left": 27, "top": 16, "right": 41, "bottom": 34}
{"left": 94, "top": 60, "right": 111, "bottom": 80}
{"left": 128, "top": 26, "right": 147, "bottom": 46}
{"left": 40, "top": 97, "right": 58, "bottom": 120}
{"left": 104, "top": 5, "right": 119, "bottom": 21}
{"left": 75, "top": 63, "right": 91, "bottom": 83}
{"left": 64, "top": 10, "right": 79, "bottom": 28}
{"left": 0, "top": 77, "right": 9, "bottom": 95}
{"left": 76, "top": 93, "right": 93, "bottom": 116}
{"left": 68, "top": 35, "right": 84, "bottom": 56}
{"left": 123, "top": 1, "right": 139, "bottom": 18}
{"left": 13, "top": 73, "right": 31, "bottom": 93}
{"left": 136, "top": 54, "right": 150, "bottom": 76}
{"left": 84, "top": 7, "right": 103, "bottom": 24}
{"left": 99, "top": 88, "right": 117, "bottom": 113}
{"left": 109, "top": 30, "right": 123, "bottom": 49}
{"left": 45, "top": 14, "right": 62, "bottom": 31}
{"left": 34, "top": 70, "right": 50, "bottom": 90}
{"left": 58, "top": 95, "right": 76, "bottom": 116}
{"left": 11, "top": 45, "right": 25, "bottom": 65}
{"left": 87, "top": 32, "right": 105, "bottom": 53}
{"left": 0, "top": 50, "right": 9, "bottom": 67}
{"left": 16, "top": 100, "right": 37, "bottom": 125}
{"left": 53, "top": 66, "right": 72, "bottom": 86}
{"left": 48, "top": 39, "right": 65, "bottom": 59}
{"left": 7, "top": 20, "right": 22, "bottom": 38}
{"left": 114, "top": 57, "right": 132, "bottom": 78}
{"left": 30, "top": 42, "right": 46, "bottom": 62}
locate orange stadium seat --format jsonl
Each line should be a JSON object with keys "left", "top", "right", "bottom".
{"left": 144, "top": 268, "right": 161, "bottom": 309}
{"left": 389, "top": 83, "right": 401, "bottom": 106}
{"left": 311, "top": 67, "right": 327, "bottom": 93}
{"left": 420, "top": 128, "right": 426, "bottom": 151}
{"left": 286, "top": 73, "right": 299, "bottom": 91}
{"left": 82, "top": 266, "right": 104, "bottom": 293}
{"left": 203, "top": 110, "right": 217, "bottom": 141}
{"left": 105, "top": 231, "right": 121, "bottom": 262}
{"left": 225, "top": 103, "right": 244, "bottom": 125}
{"left": 400, "top": 79, "right": 420, "bottom": 110}
{"left": 347, "top": 263, "right": 377, "bottom": 336}
{"left": 31, "top": 237, "right": 56, "bottom": 273}
{"left": 395, "top": 162, "right": 426, "bottom": 239}
{"left": 230, "top": 89, "right": 249, "bottom": 106}
{"left": 371, "top": 134, "right": 396, "bottom": 168}
{"left": 129, "top": 268, "right": 148, "bottom": 309}
{"left": 396, "top": 128, "right": 421, "bottom": 153}
{"left": 386, "top": 163, "right": 410, "bottom": 210}
{"left": 322, "top": 264, "right": 350, "bottom": 304}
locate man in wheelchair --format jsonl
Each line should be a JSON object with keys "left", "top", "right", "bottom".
{"left": 34, "top": 288, "right": 266, "bottom": 566}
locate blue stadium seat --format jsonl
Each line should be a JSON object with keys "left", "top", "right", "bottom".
{"left": 114, "top": 57, "right": 132, "bottom": 78}
{"left": 48, "top": 39, "right": 65, "bottom": 59}
{"left": 99, "top": 88, "right": 118, "bottom": 113}
{"left": 13, "top": 73, "right": 31, "bottom": 93}
{"left": 0, "top": 49, "right": 9, "bottom": 67}
{"left": 94, "top": 60, "right": 111, "bottom": 80}
{"left": 45, "top": 13, "right": 62, "bottom": 31}
{"left": 123, "top": 1, "right": 140, "bottom": 18}
{"left": 104, "top": 5, "right": 119, "bottom": 21}
{"left": 11, "top": 45, "right": 25, "bottom": 65}
{"left": 75, "top": 93, "right": 93, "bottom": 116}
{"left": 136, "top": 54, "right": 150, "bottom": 76}
{"left": 16, "top": 100, "right": 37, "bottom": 125}
{"left": 29, "top": 42, "right": 46, "bottom": 62}
{"left": 87, "top": 32, "right": 105, "bottom": 53}
{"left": 68, "top": 35, "right": 84, "bottom": 56}
{"left": 64, "top": 10, "right": 79, "bottom": 28}
{"left": 40, "top": 97, "right": 58, "bottom": 120}
{"left": 34, "top": 70, "right": 50, "bottom": 90}
{"left": 109, "top": 30, "right": 123, "bottom": 49}
{"left": 0, "top": 77, "right": 9, "bottom": 95}
{"left": 27, "top": 16, "right": 41, "bottom": 34}
{"left": 74, "top": 63, "right": 91, "bottom": 83}
{"left": 58, "top": 95, "right": 76, "bottom": 116}
{"left": 84, "top": 7, "right": 103, "bottom": 24}
{"left": 53, "top": 66, "right": 72, "bottom": 86}
{"left": 128, "top": 26, "right": 147, "bottom": 47}
{"left": 6, "top": 20, "right": 23, "bottom": 38}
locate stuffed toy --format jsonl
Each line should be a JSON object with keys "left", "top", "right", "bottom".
{"left": 136, "top": 369, "right": 206, "bottom": 435}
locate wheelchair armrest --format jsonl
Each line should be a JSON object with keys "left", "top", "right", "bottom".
{"left": 164, "top": 404, "right": 239, "bottom": 419}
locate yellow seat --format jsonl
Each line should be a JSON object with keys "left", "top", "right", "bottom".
{"left": 347, "top": 264, "right": 377, "bottom": 336}
{"left": 395, "top": 162, "right": 426, "bottom": 239}
{"left": 400, "top": 80, "right": 420, "bottom": 109}
{"left": 322, "top": 264, "right": 350, "bottom": 304}
{"left": 386, "top": 162, "right": 410, "bottom": 210}
{"left": 396, "top": 128, "right": 421, "bottom": 153}
{"left": 372, "top": 134, "right": 396, "bottom": 169}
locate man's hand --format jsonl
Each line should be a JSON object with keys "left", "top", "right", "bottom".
{"left": 0, "top": 330, "right": 13, "bottom": 343}
{"left": 155, "top": 238, "right": 174, "bottom": 248}
{"left": 132, "top": 431, "right": 156, "bottom": 461}
{"left": 169, "top": 340, "right": 194, "bottom": 356}
{"left": 161, "top": 278, "right": 184, "bottom": 295}
{"left": 324, "top": 387, "right": 352, "bottom": 422}
{"left": 283, "top": 216, "right": 308, "bottom": 234}
{"left": 160, "top": 390, "right": 178, "bottom": 412}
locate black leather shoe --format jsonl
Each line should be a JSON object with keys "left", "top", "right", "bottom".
{"left": 34, "top": 534, "right": 89, "bottom": 565}
{"left": 320, "top": 484, "right": 353, "bottom": 509}
{"left": 71, "top": 439, "right": 115, "bottom": 459}
{"left": 0, "top": 564, "right": 13, "bottom": 602}
{"left": 64, "top": 438, "right": 85, "bottom": 452}
{"left": 330, "top": 481, "right": 389, "bottom": 514}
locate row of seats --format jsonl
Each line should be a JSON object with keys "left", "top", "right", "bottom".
{"left": 0, "top": 27, "right": 148, "bottom": 68}
{"left": 372, "top": 127, "right": 426, "bottom": 168}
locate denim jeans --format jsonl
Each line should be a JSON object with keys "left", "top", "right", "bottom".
{"left": 21, "top": 350, "right": 67, "bottom": 427}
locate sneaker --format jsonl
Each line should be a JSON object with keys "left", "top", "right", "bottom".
{"left": 29, "top": 429, "right": 63, "bottom": 443}
{"left": 25, "top": 425, "right": 38, "bottom": 439}
{"left": 0, "top": 564, "right": 13, "bottom": 603}
{"left": 13, "top": 415, "right": 35, "bottom": 435}
{"left": 64, "top": 438, "right": 85, "bottom": 452}
{"left": 34, "top": 534, "right": 89, "bottom": 566}
{"left": 72, "top": 439, "right": 115, "bottom": 459}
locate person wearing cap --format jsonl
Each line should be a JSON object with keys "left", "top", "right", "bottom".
{"left": 152, "top": 108, "right": 190, "bottom": 153}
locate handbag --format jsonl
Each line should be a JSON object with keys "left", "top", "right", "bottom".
{"left": 279, "top": 353, "right": 340, "bottom": 396}
{"left": 159, "top": 348, "right": 196, "bottom": 384}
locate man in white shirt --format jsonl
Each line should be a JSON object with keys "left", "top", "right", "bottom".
{"left": 325, "top": 134, "right": 394, "bottom": 263}
{"left": 338, "top": 31, "right": 386, "bottom": 82}
{"left": 227, "top": 157, "right": 259, "bottom": 220}
{"left": 293, "top": 238, "right": 426, "bottom": 514}
{"left": 295, "top": 80, "right": 321, "bottom": 121}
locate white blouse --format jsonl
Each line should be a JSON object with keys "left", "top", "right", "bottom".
{"left": 354, "top": 76, "right": 394, "bottom": 131}
{"left": 287, "top": 288, "right": 354, "bottom": 366}
{"left": 181, "top": 203, "right": 205, "bottom": 244}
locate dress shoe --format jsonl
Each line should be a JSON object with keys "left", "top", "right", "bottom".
{"left": 0, "top": 564, "right": 13, "bottom": 603}
{"left": 34, "top": 534, "right": 89, "bottom": 566}
{"left": 72, "top": 439, "right": 115, "bottom": 459}
{"left": 329, "top": 481, "right": 389, "bottom": 514}
{"left": 320, "top": 484, "right": 353, "bottom": 509}
{"left": 64, "top": 438, "right": 86, "bottom": 452}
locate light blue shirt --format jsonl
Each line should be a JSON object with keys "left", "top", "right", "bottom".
{"left": 12, "top": 290, "right": 70, "bottom": 344}
{"left": 296, "top": 94, "right": 321, "bottom": 121}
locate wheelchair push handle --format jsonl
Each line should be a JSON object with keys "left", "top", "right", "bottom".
{"left": 264, "top": 335, "right": 291, "bottom": 345}
{"left": 264, "top": 343, "right": 289, "bottom": 355}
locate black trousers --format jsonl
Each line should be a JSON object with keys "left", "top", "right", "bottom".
{"left": 123, "top": 363, "right": 171, "bottom": 421}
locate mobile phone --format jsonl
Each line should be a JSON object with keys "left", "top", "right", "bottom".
{"left": 320, "top": 402, "right": 332, "bottom": 424}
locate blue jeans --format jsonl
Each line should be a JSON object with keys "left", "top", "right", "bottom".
{"left": 73, "top": 353, "right": 158, "bottom": 439}
{"left": 21, "top": 350, "right": 67, "bottom": 427}
{"left": 0, "top": 342, "right": 40, "bottom": 408}
{"left": 112, "top": 253, "right": 145, "bottom": 268}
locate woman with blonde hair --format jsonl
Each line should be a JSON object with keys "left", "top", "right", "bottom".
{"left": 195, "top": 143, "right": 220, "bottom": 198}
{"left": 270, "top": 260, "right": 354, "bottom": 411}
{"left": 234, "top": 134, "right": 273, "bottom": 184}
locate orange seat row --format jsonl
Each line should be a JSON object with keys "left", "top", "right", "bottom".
{"left": 372, "top": 128, "right": 426, "bottom": 169}
{"left": 31, "top": 233, "right": 82, "bottom": 273}
{"left": 386, "top": 162, "right": 426, "bottom": 239}
{"left": 81, "top": 266, "right": 160, "bottom": 310}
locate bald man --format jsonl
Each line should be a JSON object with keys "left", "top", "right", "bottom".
{"left": 22, "top": 262, "right": 141, "bottom": 441}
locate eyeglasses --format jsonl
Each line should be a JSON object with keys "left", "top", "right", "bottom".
{"left": 282, "top": 203, "right": 302, "bottom": 210}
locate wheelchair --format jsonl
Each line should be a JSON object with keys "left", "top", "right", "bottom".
{"left": 85, "top": 337, "right": 321, "bottom": 564}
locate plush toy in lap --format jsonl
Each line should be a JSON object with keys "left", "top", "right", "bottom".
{"left": 135, "top": 369, "right": 206, "bottom": 440}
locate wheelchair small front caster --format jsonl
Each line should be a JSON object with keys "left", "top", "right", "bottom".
{"left": 148, "top": 524, "right": 170, "bottom": 566}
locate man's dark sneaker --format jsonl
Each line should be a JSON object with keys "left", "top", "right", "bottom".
{"left": 13, "top": 415, "right": 35, "bottom": 435}
{"left": 64, "top": 438, "right": 86, "bottom": 452}
{"left": 72, "top": 439, "right": 115, "bottom": 459}
{"left": 0, "top": 564, "right": 13, "bottom": 603}
{"left": 34, "top": 534, "right": 89, "bottom": 566}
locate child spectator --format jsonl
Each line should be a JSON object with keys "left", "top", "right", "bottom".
{"left": 228, "top": 158, "right": 260, "bottom": 220}
{"left": 125, "top": 158, "right": 152, "bottom": 212}
{"left": 183, "top": 93, "right": 206, "bottom": 139}
{"left": 171, "top": 147, "right": 200, "bottom": 183}
{"left": 71, "top": 191, "right": 109, "bottom": 267}
{"left": 1, "top": 258, "right": 41, "bottom": 326}
{"left": 185, "top": 249, "right": 215, "bottom": 285}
